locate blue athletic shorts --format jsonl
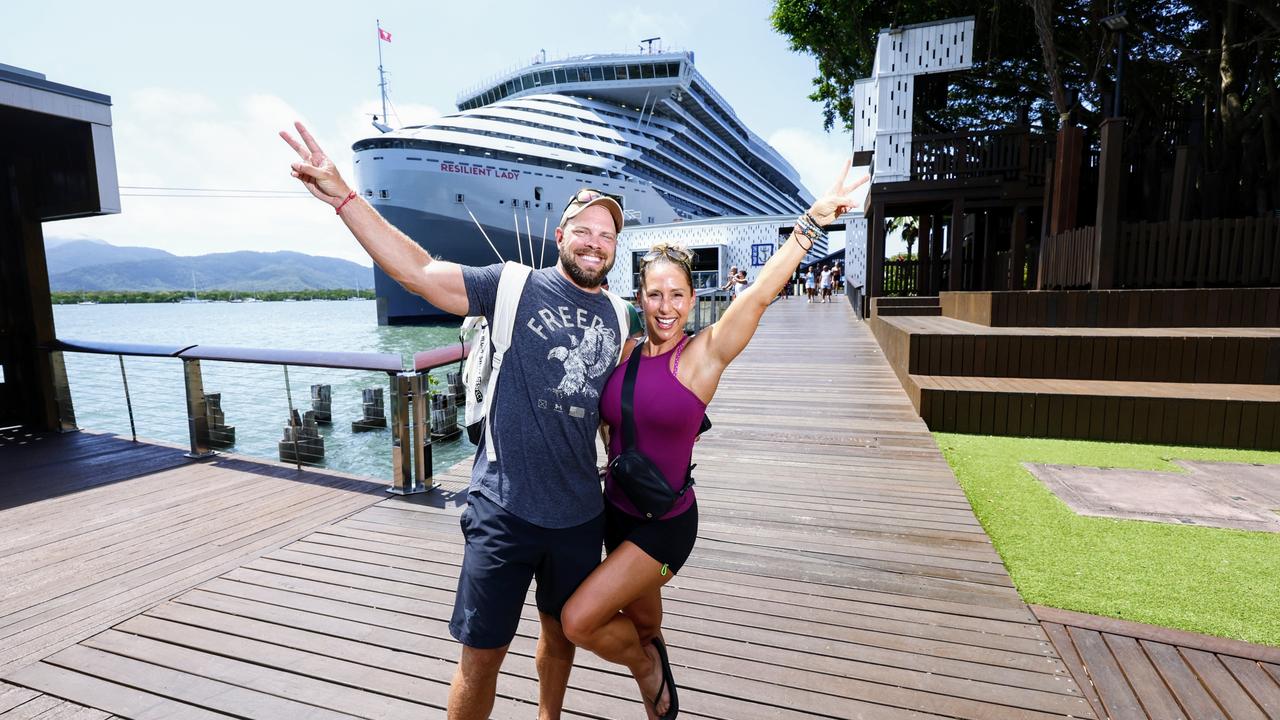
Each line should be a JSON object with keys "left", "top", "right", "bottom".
{"left": 449, "top": 492, "right": 604, "bottom": 649}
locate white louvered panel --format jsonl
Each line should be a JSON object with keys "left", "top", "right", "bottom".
{"left": 853, "top": 17, "right": 974, "bottom": 184}
{"left": 846, "top": 218, "right": 868, "bottom": 289}
{"left": 853, "top": 79, "right": 877, "bottom": 152}
{"left": 875, "top": 75, "right": 913, "bottom": 134}
{"left": 872, "top": 133, "right": 909, "bottom": 183}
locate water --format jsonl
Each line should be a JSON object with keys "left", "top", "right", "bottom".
{"left": 53, "top": 300, "right": 477, "bottom": 480}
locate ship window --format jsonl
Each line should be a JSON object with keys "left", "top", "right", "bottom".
{"left": 541, "top": 71, "right": 553, "bottom": 86}
{"left": 554, "top": 69, "right": 567, "bottom": 84}
{"left": 499, "top": 200, "right": 504, "bottom": 205}
{"left": 654, "top": 63, "right": 669, "bottom": 78}
{"left": 668, "top": 62, "right": 680, "bottom": 76}
{"left": 534, "top": 186, "right": 543, "bottom": 200}
{"left": 642, "top": 64, "right": 655, "bottom": 79}
{"left": 590, "top": 66, "right": 604, "bottom": 81}
{"left": 628, "top": 64, "right": 642, "bottom": 78}
{"left": 372, "top": 156, "right": 384, "bottom": 160}
{"left": 615, "top": 65, "right": 628, "bottom": 79}
{"left": 603, "top": 66, "right": 616, "bottom": 81}
{"left": 455, "top": 194, "right": 465, "bottom": 203}
{"left": 380, "top": 190, "right": 390, "bottom": 199}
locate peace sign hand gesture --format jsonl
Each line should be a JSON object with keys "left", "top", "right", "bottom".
{"left": 806, "top": 158, "right": 869, "bottom": 226}
{"left": 280, "top": 121, "right": 353, "bottom": 208}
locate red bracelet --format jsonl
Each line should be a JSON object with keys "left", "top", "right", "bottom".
{"left": 334, "top": 191, "right": 358, "bottom": 215}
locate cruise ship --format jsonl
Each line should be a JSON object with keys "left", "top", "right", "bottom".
{"left": 352, "top": 49, "right": 815, "bottom": 324}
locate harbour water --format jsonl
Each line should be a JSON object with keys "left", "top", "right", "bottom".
{"left": 53, "top": 300, "right": 476, "bottom": 479}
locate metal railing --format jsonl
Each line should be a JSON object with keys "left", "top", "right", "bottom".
{"left": 686, "top": 288, "right": 731, "bottom": 333}
{"left": 45, "top": 338, "right": 471, "bottom": 495}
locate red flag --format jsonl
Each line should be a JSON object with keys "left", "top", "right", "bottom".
{"left": 378, "top": 28, "right": 392, "bottom": 42}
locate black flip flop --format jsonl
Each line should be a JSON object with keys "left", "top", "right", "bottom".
{"left": 651, "top": 637, "right": 679, "bottom": 719}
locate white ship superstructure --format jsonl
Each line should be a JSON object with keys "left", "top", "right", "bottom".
{"left": 353, "top": 50, "right": 814, "bottom": 323}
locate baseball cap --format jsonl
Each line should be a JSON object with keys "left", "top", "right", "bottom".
{"left": 559, "top": 188, "right": 624, "bottom": 232}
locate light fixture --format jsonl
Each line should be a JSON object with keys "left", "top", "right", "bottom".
{"left": 1100, "top": 12, "right": 1129, "bottom": 31}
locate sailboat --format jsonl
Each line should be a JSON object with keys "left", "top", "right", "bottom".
{"left": 180, "top": 270, "right": 208, "bottom": 303}
{"left": 348, "top": 278, "right": 366, "bottom": 301}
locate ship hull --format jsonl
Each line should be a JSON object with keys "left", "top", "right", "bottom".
{"left": 373, "top": 204, "right": 560, "bottom": 324}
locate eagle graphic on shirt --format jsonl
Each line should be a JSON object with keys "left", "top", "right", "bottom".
{"left": 547, "top": 324, "right": 618, "bottom": 398}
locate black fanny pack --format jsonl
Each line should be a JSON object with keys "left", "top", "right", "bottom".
{"left": 608, "top": 347, "right": 694, "bottom": 520}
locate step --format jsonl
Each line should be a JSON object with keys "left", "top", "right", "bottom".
{"left": 911, "top": 375, "right": 1280, "bottom": 449}
{"left": 874, "top": 314, "right": 1280, "bottom": 385}
{"left": 941, "top": 289, "right": 1280, "bottom": 328}
{"left": 874, "top": 305, "right": 943, "bottom": 317}
{"left": 876, "top": 296, "right": 941, "bottom": 307}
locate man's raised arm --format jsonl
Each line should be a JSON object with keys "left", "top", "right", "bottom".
{"left": 281, "top": 121, "right": 469, "bottom": 316}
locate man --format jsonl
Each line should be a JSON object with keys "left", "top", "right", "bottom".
{"left": 281, "top": 122, "right": 639, "bottom": 720}
{"left": 819, "top": 264, "right": 833, "bottom": 302}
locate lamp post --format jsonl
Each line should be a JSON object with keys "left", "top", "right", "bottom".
{"left": 1101, "top": 3, "right": 1129, "bottom": 118}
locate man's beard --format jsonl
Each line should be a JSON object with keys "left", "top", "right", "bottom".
{"left": 559, "top": 245, "right": 614, "bottom": 289}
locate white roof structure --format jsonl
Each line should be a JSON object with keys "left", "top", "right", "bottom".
{"left": 852, "top": 17, "right": 976, "bottom": 183}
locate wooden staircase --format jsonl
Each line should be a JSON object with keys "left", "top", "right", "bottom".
{"left": 870, "top": 290, "right": 1280, "bottom": 449}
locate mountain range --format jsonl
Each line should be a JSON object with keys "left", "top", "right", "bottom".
{"left": 44, "top": 238, "right": 375, "bottom": 292}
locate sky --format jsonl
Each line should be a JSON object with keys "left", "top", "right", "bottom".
{"left": 2, "top": 1, "right": 861, "bottom": 266}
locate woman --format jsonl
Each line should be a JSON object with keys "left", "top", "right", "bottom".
{"left": 805, "top": 266, "right": 817, "bottom": 303}
{"left": 560, "top": 160, "right": 866, "bottom": 719}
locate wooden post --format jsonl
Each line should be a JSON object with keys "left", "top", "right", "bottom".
{"left": 932, "top": 214, "right": 946, "bottom": 294}
{"left": 870, "top": 202, "right": 886, "bottom": 300}
{"left": 917, "top": 215, "right": 933, "bottom": 295}
{"left": 949, "top": 198, "right": 966, "bottom": 291}
{"left": 1050, "top": 126, "right": 1083, "bottom": 236}
{"left": 1169, "top": 145, "right": 1188, "bottom": 222}
{"left": 1093, "top": 117, "right": 1125, "bottom": 289}
{"left": 1011, "top": 205, "right": 1028, "bottom": 291}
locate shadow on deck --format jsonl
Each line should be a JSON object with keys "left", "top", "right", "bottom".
{"left": 2, "top": 299, "right": 1276, "bottom": 718}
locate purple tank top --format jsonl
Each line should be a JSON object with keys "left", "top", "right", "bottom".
{"left": 601, "top": 337, "right": 705, "bottom": 519}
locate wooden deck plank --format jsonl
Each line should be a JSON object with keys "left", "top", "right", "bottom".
{"left": 1219, "top": 656, "right": 1280, "bottom": 718}
{"left": 1181, "top": 649, "right": 1268, "bottom": 720}
{"left": 3, "top": 661, "right": 232, "bottom": 720}
{"left": 1101, "top": 634, "right": 1187, "bottom": 720}
{"left": 1068, "top": 627, "right": 1148, "bottom": 720}
{"left": 1142, "top": 640, "right": 1231, "bottom": 720}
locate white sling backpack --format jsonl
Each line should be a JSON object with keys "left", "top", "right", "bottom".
{"left": 460, "top": 262, "right": 632, "bottom": 462}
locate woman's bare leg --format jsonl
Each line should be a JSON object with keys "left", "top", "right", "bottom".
{"left": 561, "top": 542, "right": 674, "bottom": 717}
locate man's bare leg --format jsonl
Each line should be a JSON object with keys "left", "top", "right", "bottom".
{"left": 537, "top": 612, "right": 577, "bottom": 719}
{"left": 448, "top": 644, "right": 507, "bottom": 720}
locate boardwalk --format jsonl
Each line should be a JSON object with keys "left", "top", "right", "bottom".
{"left": 2, "top": 298, "right": 1272, "bottom": 718}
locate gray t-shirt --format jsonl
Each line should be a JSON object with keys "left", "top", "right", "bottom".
{"left": 463, "top": 264, "right": 637, "bottom": 528}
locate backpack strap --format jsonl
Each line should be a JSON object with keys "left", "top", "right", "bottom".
{"left": 483, "top": 262, "right": 532, "bottom": 462}
{"left": 602, "top": 289, "right": 632, "bottom": 364}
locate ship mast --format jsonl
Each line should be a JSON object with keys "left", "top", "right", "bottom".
{"left": 373, "top": 19, "right": 391, "bottom": 133}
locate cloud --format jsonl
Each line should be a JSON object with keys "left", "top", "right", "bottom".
{"left": 45, "top": 88, "right": 375, "bottom": 266}
{"left": 765, "top": 126, "right": 852, "bottom": 199}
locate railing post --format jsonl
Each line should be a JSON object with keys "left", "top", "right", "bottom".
{"left": 412, "top": 372, "right": 437, "bottom": 494}
{"left": 388, "top": 371, "right": 428, "bottom": 495}
{"left": 182, "top": 358, "right": 215, "bottom": 458}
{"left": 48, "top": 350, "right": 78, "bottom": 433}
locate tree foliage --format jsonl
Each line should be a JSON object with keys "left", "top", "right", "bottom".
{"left": 772, "top": 0, "right": 1280, "bottom": 215}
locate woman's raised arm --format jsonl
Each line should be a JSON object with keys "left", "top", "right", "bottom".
{"left": 697, "top": 159, "right": 868, "bottom": 368}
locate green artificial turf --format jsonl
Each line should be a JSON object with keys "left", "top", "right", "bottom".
{"left": 936, "top": 433, "right": 1280, "bottom": 647}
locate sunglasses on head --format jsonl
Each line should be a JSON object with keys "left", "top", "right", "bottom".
{"left": 641, "top": 246, "right": 693, "bottom": 267}
{"left": 563, "top": 189, "right": 606, "bottom": 211}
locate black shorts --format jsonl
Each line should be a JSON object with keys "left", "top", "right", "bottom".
{"left": 450, "top": 492, "right": 604, "bottom": 649}
{"left": 604, "top": 498, "right": 699, "bottom": 575}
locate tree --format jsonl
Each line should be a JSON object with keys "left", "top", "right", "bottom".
{"left": 772, "top": 0, "right": 1280, "bottom": 215}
